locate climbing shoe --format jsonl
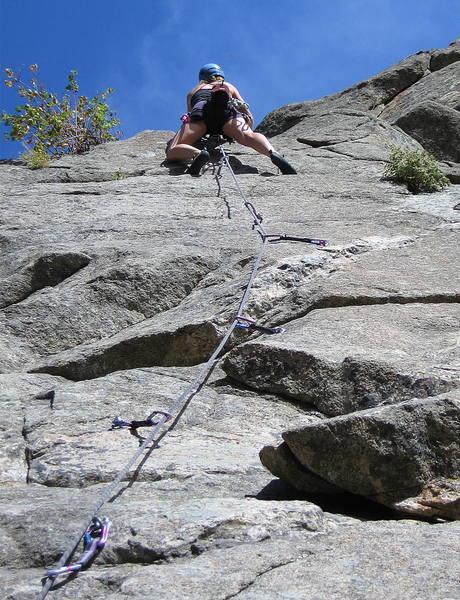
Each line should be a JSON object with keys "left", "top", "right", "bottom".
{"left": 187, "top": 150, "right": 210, "bottom": 176}
{"left": 270, "top": 151, "right": 297, "bottom": 175}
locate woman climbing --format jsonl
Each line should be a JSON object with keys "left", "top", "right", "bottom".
{"left": 166, "top": 63, "right": 297, "bottom": 176}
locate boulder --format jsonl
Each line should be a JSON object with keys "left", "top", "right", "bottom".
{"left": 380, "top": 60, "right": 460, "bottom": 123}
{"left": 270, "top": 392, "right": 460, "bottom": 518}
{"left": 259, "top": 442, "right": 342, "bottom": 495}
{"left": 430, "top": 37, "right": 460, "bottom": 72}
{"left": 395, "top": 101, "right": 460, "bottom": 162}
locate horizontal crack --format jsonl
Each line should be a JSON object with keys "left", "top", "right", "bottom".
{"left": 324, "top": 145, "right": 386, "bottom": 162}
{"left": 297, "top": 134, "right": 369, "bottom": 148}
{"left": 272, "top": 292, "right": 460, "bottom": 331}
{"left": 62, "top": 190, "right": 103, "bottom": 196}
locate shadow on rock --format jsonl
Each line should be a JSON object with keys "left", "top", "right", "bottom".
{"left": 162, "top": 159, "right": 189, "bottom": 176}
{"left": 252, "top": 479, "right": 409, "bottom": 522}
{"left": 226, "top": 156, "right": 259, "bottom": 174}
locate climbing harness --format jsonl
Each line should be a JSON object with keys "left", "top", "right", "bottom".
{"left": 46, "top": 518, "right": 110, "bottom": 578}
{"left": 35, "top": 136, "right": 327, "bottom": 600}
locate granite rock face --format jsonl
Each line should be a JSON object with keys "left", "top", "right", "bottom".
{"left": 1, "top": 40, "right": 459, "bottom": 599}
{"left": 223, "top": 303, "right": 459, "bottom": 416}
{"left": 275, "top": 393, "right": 460, "bottom": 505}
{"left": 395, "top": 100, "right": 460, "bottom": 162}
{"left": 258, "top": 37, "right": 460, "bottom": 169}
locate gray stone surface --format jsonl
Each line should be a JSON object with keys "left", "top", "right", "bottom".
{"left": 259, "top": 442, "right": 342, "bottom": 495}
{"left": 1, "top": 367, "right": 300, "bottom": 489}
{"left": 223, "top": 520, "right": 460, "bottom": 600}
{"left": 223, "top": 303, "right": 459, "bottom": 416}
{"left": 256, "top": 50, "right": 433, "bottom": 138}
{"left": 0, "top": 39, "right": 459, "bottom": 599}
{"left": 380, "top": 60, "right": 460, "bottom": 121}
{"left": 258, "top": 38, "right": 459, "bottom": 167}
{"left": 0, "top": 484, "right": 325, "bottom": 569}
{"left": 395, "top": 101, "right": 460, "bottom": 162}
{"left": 275, "top": 393, "right": 460, "bottom": 507}
{"left": 430, "top": 37, "right": 460, "bottom": 72}
{"left": 3, "top": 520, "right": 459, "bottom": 599}
{"left": 0, "top": 251, "right": 91, "bottom": 309}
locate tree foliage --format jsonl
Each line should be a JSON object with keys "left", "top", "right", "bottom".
{"left": 1, "top": 65, "right": 121, "bottom": 161}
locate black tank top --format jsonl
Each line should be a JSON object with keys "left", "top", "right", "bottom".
{"left": 190, "top": 88, "right": 212, "bottom": 107}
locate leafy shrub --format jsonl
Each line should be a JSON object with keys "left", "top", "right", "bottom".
{"left": 21, "top": 145, "right": 50, "bottom": 169}
{"left": 1, "top": 65, "right": 121, "bottom": 161}
{"left": 384, "top": 147, "right": 450, "bottom": 194}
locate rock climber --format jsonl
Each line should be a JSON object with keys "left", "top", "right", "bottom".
{"left": 166, "top": 63, "right": 297, "bottom": 176}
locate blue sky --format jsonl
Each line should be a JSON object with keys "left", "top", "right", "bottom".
{"left": 0, "top": 0, "right": 458, "bottom": 158}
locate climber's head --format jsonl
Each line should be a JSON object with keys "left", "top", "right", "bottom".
{"left": 198, "top": 63, "right": 225, "bottom": 83}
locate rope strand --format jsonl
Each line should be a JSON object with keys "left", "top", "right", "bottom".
{"left": 35, "top": 145, "right": 271, "bottom": 600}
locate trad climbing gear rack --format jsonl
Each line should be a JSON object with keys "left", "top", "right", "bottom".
{"left": 35, "top": 136, "right": 328, "bottom": 600}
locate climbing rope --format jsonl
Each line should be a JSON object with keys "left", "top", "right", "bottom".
{"left": 35, "top": 137, "right": 327, "bottom": 599}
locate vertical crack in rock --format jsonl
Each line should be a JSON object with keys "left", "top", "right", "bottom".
{"left": 21, "top": 411, "right": 32, "bottom": 484}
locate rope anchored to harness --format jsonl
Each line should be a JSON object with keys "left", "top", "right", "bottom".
{"left": 35, "top": 135, "right": 328, "bottom": 600}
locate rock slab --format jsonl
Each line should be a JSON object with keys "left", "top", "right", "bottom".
{"left": 0, "top": 38, "right": 459, "bottom": 600}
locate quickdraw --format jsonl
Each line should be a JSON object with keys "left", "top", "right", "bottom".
{"left": 264, "top": 233, "right": 328, "bottom": 246}
{"left": 227, "top": 98, "right": 250, "bottom": 112}
{"left": 235, "top": 316, "right": 285, "bottom": 335}
{"left": 202, "top": 137, "right": 328, "bottom": 248}
{"left": 111, "top": 410, "right": 173, "bottom": 431}
{"left": 46, "top": 517, "right": 110, "bottom": 578}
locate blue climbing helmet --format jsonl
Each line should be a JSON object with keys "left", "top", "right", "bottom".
{"left": 199, "top": 63, "right": 225, "bottom": 82}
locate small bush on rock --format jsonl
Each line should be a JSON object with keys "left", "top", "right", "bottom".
{"left": 1, "top": 65, "right": 121, "bottom": 163}
{"left": 384, "top": 147, "right": 450, "bottom": 194}
{"left": 21, "top": 145, "right": 50, "bottom": 169}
